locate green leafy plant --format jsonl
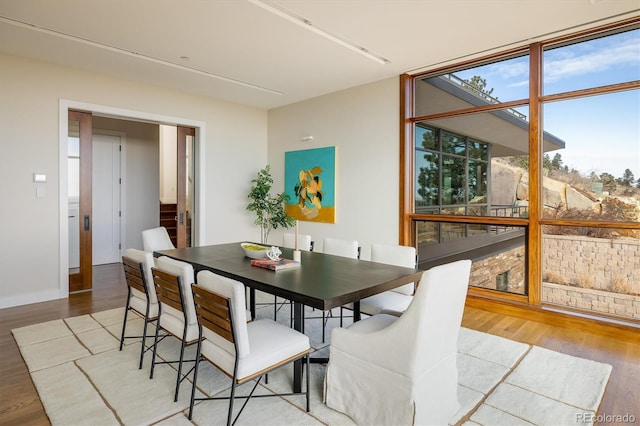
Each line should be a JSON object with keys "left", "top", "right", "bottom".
{"left": 247, "top": 165, "right": 295, "bottom": 244}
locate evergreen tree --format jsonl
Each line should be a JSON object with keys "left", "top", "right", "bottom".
{"left": 619, "top": 168, "right": 635, "bottom": 187}
{"left": 599, "top": 172, "right": 617, "bottom": 193}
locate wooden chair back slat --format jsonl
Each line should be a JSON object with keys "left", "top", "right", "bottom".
{"left": 122, "top": 256, "right": 146, "bottom": 294}
{"left": 152, "top": 267, "right": 184, "bottom": 313}
{"left": 192, "top": 284, "right": 234, "bottom": 343}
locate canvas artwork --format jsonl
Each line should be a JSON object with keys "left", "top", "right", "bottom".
{"left": 284, "top": 146, "right": 336, "bottom": 223}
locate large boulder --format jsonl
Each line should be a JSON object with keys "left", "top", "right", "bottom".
{"left": 491, "top": 161, "right": 523, "bottom": 205}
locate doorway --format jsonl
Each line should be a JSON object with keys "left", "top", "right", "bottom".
{"left": 60, "top": 100, "right": 206, "bottom": 299}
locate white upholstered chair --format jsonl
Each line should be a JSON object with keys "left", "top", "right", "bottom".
{"left": 269, "top": 233, "right": 315, "bottom": 322}
{"left": 119, "top": 248, "right": 158, "bottom": 369}
{"left": 150, "top": 256, "right": 199, "bottom": 402}
{"left": 142, "top": 226, "right": 175, "bottom": 252}
{"left": 315, "top": 237, "right": 360, "bottom": 341}
{"left": 283, "top": 232, "right": 314, "bottom": 252}
{"left": 189, "top": 270, "right": 311, "bottom": 424}
{"left": 323, "top": 237, "right": 360, "bottom": 259}
{"left": 324, "top": 259, "right": 472, "bottom": 426}
{"left": 359, "top": 243, "right": 417, "bottom": 316}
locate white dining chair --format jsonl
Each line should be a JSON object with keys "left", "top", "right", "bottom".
{"left": 150, "top": 256, "right": 199, "bottom": 402}
{"left": 324, "top": 259, "right": 472, "bottom": 425}
{"left": 313, "top": 237, "right": 360, "bottom": 342}
{"left": 359, "top": 243, "right": 417, "bottom": 316}
{"left": 142, "top": 226, "right": 175, "bottom": 252}
{"left": 267, "top": 233, "right": 315, "bottom": 323}
{"left": 119, "top": 248, "right": 158, "bottom": 369}
{"left": 283, "top": 232, "right": 314, "bottom": 252}
{"left": 188, "top": 270, "right": 311, "bottom": 424}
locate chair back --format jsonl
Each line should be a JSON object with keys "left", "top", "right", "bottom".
{"left": 192, "top": 283, "right": 235, "bottom": 345}
{"left": 153, "top": 256, "right": 197, "bottom": 326}
{"left": 323, "top": 237, "right": 360, "bottom": 259}
{"left": 195, "top": 270, "right": 250, "bottom": 358}
{"left": 123, "top": 248, "right": 157, "bottom": 304}
{"left": 371, "top": 243, "right": 417, "bottom": 296}
{"left": 395, "top": 259, "right": 471, "bottom": 374}
{"left": 142, "top": 226, "right": 175, "bottom": 252}
{"left": 283, "top": 233, "right": 314, "bottom": 251}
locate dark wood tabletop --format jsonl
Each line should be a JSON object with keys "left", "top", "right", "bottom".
{"left": 154, "top": 242, "right": 423, "bottom": 312}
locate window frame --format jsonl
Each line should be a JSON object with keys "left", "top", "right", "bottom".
{"left": 400, "top": 17, "right": 640, "bottom": 315}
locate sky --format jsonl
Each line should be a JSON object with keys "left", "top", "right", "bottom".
{"left": 455, "top": 28, "right": 640, "bottom": 180}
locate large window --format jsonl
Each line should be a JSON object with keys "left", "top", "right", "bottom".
{"left": 402, "top": 19, "right": 640, "bottom": 320}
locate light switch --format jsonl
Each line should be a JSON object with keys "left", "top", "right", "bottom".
{"left": 36, "top": 187, "right": 45, "bottom": 198}
{"left": 33, "top": 173, "right": 47, "bottom": 183}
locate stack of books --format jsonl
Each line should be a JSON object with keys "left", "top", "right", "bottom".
{"left": 250, "top": 258, "right": 300, "bottom": 271}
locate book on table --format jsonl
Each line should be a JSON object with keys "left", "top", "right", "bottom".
{"left": 250, "top": 258, "right": 300, "bottom": 271}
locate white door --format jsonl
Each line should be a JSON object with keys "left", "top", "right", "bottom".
{"left": 92, "top": 133, "right": 121, "bottom": 265}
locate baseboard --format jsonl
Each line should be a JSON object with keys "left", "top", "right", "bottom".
{"left": 0, "top": 289, "right": 65, "bottom": 310}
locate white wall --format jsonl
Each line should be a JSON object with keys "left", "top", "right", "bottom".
{"left": 267, "top": 77, "right": 400, "bottom": 260}
{"left": 0, "top": 52, "right": 267, "bottom": 308}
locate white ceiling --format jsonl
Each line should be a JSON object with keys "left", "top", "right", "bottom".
{"left": 1, "top": 0, "right": 638, "bottom": 109}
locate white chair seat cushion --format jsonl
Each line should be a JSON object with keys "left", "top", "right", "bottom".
{"left": 200, "top": 318, "right": 309, "bottom": 381}
{"left": 344, "top": 313, "right": 397, "bottom": 334}
{"left": 129, "top": 292, "right": 159, "bottom": 318}
{"left": 160, "top": 308, "right": 199, "bottom": 342}
{"left": 359, "top": 291, "right": 413, "bottom": 316}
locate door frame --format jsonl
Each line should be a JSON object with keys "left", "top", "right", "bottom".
{"left": 58, "top": 100, "right": 206, "bottom": 299}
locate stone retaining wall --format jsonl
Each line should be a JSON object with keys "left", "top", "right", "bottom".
{"left": 543, "top": 282, "right": 640, "bottom": 319}
{"left": 543, "top": 234, "right": 640, "bottom": 292}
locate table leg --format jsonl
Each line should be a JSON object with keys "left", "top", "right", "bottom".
{"left": 353, "top": 300, "right": 361, "bottom": 322}
{"left": 249, "top": 288, "right": 256, "bottom": 320}
{"left": 292, "top": 302, "right": 304, "bottom": 393}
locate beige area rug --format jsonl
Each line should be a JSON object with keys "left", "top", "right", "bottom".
{"left": 13, "top": 296, "right": 612, "bottom": 426}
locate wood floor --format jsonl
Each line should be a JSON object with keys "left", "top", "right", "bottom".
{"left": 1, "top": 263, "right": 638, "bottom": 426}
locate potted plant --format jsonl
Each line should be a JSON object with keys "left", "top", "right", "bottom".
{"left": 247, "top": 165, "right": 296, "bottom": 244}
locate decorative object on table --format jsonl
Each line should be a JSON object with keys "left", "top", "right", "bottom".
{"left": 292, "top": 219, "right": 301, "bottom": 262}
{"left": 266, "top": 246, "right": 282, "bottom": 260}
{"left": 250, "top": 258, "right": 300, "bottom": 271}
{"left": 285, "top": 146, "right": 336, "bottom": 223}
{"left": 240, "top": 242, "right": 269, "bottom": 259}
{"left": 246, "top": 165, "right": 296, "bottom": 244}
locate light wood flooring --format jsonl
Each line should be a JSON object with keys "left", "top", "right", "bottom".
{"left": 1, "top": 263, "right": 638, "bottom": 425}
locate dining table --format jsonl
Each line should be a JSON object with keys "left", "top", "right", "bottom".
{"left": 154, "top": 241, "right": 423, "bottom": 393}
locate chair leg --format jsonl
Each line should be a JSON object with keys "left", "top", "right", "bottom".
{"left": 305, "top": 354, "right": 310, "bottom": 412}
{"left": 150, "top": 317, "right": 161, "bottom": 379}
{"left": 188, "top": 340, "right": 202, "bottom": 420}
{"left": 138, "top": 317, "right": 148, "bottom": 369}
{"left": 174, "top": 339, "right": 187, "bottom": 402}
{"left": 227, "top": 381, "right": 236, "bottom": 426}
{"left": 119, "top": 295, "right": 131, "bottom": 351}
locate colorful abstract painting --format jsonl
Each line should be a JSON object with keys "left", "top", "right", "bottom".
{"left": 284, "top": 146, "right": 336, "bottom": 223}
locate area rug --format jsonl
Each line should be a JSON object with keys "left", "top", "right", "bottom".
{"left": 12, "top": 300, "right": 612, "bottom": 426}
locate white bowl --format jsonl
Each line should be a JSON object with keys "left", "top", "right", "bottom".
{"left": 241, "top": 242, "right": 269, "bottom": 259}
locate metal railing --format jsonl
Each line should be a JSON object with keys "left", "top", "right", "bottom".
{"left": 442, "top": 73, "right": 527, "bottom": 120}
